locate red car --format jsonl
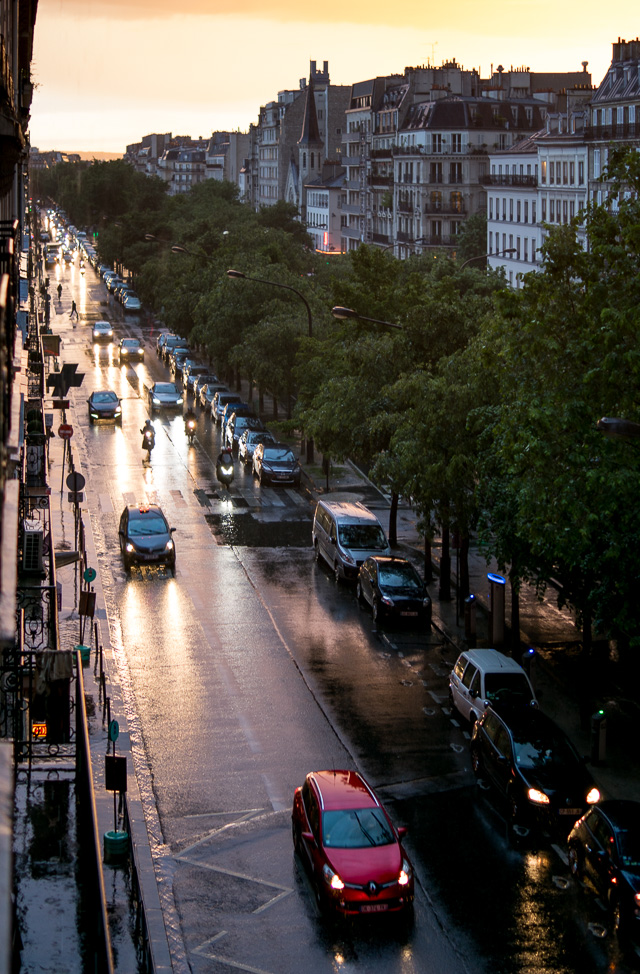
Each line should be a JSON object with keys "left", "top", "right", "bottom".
{"left": 292, "top": 770, "right": 414, "bottom": 916}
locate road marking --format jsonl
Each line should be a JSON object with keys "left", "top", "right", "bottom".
{"left": 99, "top": 493, "right": 113, "bottom": 513}
{"left": 170, "top": 488, "right": 186, "bottom": 506}
{"left": 261, "top": 772, "right": 287, "bottom": 812}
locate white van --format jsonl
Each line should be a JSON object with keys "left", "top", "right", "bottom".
{"left": 312, "top": 499, "right": 391, "bottom": 582}
{"left": 449, "top": 648, "right": 537, "bottom": 725}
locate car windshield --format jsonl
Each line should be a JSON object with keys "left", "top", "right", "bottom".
{"left": 322, "top": 808, "right": 395, "bottom": 849}
{"left": 122, "top": 340, "right": 139, "bottom": 348}
{"left": 128, "top": 515, "right": 168, "bottom": 537}
{"left": 512, "top": 729, "right": 578, "bottom": 771}
{"left": 154, "top": 384, "right": 178, "bottom": 394}
{"left": 338, "top": 524, "right": 387, "bottom": 550}
{"left": 264, "top": 448, "right": 295, "bottom": 462}
{"left": 484, "top": 673, "right": 534, "bottom": 704}
{"left": 377, "top": 563, "right": 421, "bottom": 591}
{"left": 618, "top": 831, "right": 640, "bottom": 867}
{"left": 93, "top": 391, "right": 117, "bottom": 403}
{"left": 250, "top": 433, "right": 273, "bottom": 444}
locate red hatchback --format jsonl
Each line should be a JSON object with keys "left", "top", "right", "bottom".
{"left": 292, "top": 770, "right": 414, "bottom": 916}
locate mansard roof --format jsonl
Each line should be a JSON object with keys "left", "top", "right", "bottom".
{"left": 402, "top": 95, "right": 545, "bottom": 131}
{"left": 592, "top": 38, "right": 640, "bottom": 104}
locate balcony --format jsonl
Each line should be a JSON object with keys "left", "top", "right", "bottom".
{"left": 481, "top": 173, "right": 537, "bottom": 187}
{"left": 423, "top": 202, "right": 467, "bottom": 215}
{"left": 398, "top": 199, "right": 415, "bottom": 213}
{"left": 368, "top": 173, "right": 393, "bottom": 186}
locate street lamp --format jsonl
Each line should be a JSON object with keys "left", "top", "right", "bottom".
{"left": 226, "top": 268, "right": 314, "bottom": 461}
{"left": 226, "top": 269, "right": 312, "bottom": 339}
{"left": 459, "top": 247, "right": 516, "bottom": 271}
{"left": 331, "top": 306, "right": 403, "bottom": 330}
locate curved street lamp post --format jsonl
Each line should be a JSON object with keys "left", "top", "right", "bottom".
{"left": 226, "top": 269, "right": 314, "bottom": 462}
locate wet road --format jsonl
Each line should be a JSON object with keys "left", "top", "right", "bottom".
{"left": 53, "top": 254, "right": 640, "bottom": 974}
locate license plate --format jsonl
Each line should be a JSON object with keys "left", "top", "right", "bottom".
{"left": 361, "top": 903, "right": 388, "bottom": 913}
{"left": 400, "top": 611, "right": 419, "bottom": 616}
{"left": 559, "top": 808, "right": 582, "bottom": 816}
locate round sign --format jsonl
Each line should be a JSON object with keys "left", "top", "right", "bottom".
{"left": 66, "top": 471, "right": 86, "bottom": 492}
{"left": 58, "top": 423, "right": 73, "bottom": 439}
{"left": 108, "top": 720, "right": 119, "bottom": 743}
{"left": 83, "top": 567, "right": 96, "bottom": 583}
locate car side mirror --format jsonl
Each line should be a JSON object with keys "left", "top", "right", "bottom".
{"left": 302, "top": 831, "right": 315, "bottom": 845}
{"left": 396, "top": 826, "right": 408, "bottom": 839}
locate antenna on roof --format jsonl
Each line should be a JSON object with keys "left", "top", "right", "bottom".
{"left": 425, "top": 40, "right": 438, "bottom": 66}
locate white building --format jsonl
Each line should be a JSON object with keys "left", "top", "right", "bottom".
{"left": 486, "top": 134, "right": 542, "bottom": 286}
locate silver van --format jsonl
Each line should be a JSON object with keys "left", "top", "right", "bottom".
{"left": 312, "top": 499, "right": 391, "bottom": 582}
{"left": 449, "top": 648, "right": 538, "bottom": 725}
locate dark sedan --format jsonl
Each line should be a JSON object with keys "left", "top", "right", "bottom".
{"left": 87, "top": 389, "right": 122, "bottom": 424}
{"left": 357, "top": 556, "right": 431, "bottom": 626}
{"left": 470, "top": 704, "right": 600, "bottom": 834}
{"left": 118, "top": 337, "right": 144, "bottom": 362}
{"left": 253, "top": 443, "right": 301, "bottom": 487}
{"left": 568, "top": 800, "right": 640, "bottom": 941}
{"left": 238, "top": 429, "right": 276, "bottom": 465}
{"left": 118, "top": 504, "right": 176, "bottom": 574}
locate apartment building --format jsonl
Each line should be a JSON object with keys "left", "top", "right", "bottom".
{"left": 303, "top": 162, "right": 346, "bottom": 254}
{"left": 586, "top": 37, "right": 640, "bottom": 204}
{"left": 486, "top": 134, "right": 542, "bottom": 284}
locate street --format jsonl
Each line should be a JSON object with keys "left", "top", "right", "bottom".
{"left": 50, "top": 256, "right": 639, "bottom": 974}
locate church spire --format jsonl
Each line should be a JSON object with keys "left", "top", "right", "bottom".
{"left": 298, "top": 74, "right": 323, "bottom": 148}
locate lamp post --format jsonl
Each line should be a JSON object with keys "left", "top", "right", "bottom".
{"left": 331, "top": 306, "right": 403, "bottom": 330}
{"left": 459, "top": 247, "right": 516, "bottom": 271}
{"left": 226, "top": 268, "right": 314, "bottom": 462}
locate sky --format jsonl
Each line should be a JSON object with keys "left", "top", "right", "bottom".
{"left": 29, "top": 0, "right": 640, "bottom": 154}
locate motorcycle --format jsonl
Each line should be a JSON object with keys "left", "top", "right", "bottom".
{"left": 142, "top": 426, "right": 155, "bottom": 461}
{"left": 216, "top": 450, "right": 234, "bottom": 488}
{"left": 185, "top": 416, "right": 197, "bottom": 445}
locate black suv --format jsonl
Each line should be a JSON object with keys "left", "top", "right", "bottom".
{"left": 118, "top": 504, "right": 176, "bottom": 574}
{"left": 470, "top": 704, "right": 600, "bottom": 832}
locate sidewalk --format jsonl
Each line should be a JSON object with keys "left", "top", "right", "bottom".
{"left": 297, "top": 454, "right": 640, "bottom": 806}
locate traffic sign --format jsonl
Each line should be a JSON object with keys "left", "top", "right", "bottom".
{"left": 58, "top": 423, "right": 73, "bottom": 439}
{"left": 83, "top": 567, "right": 96, "bottom": 583}
{"left": 108, "top": 720, "right": 119, "bottom": 743}
{"left": 66, "top": 471, "right": 86, "bottom": 492}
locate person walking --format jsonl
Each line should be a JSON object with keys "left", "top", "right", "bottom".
{"left": 56, "top": 283, "right": 62, "bottom": 302}
{"left": 70, "top": 300, "right": 78, "bottom": 320}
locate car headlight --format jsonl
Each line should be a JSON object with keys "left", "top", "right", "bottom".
{"left": 165, "top": 540, "right": 174, "bottom": 552}
{"left": 322, "top": 864, "right": 344, "bottom": 890}
{"left": 398, "top": 858, "right": 412, "bottom": 886}
{"left": 121, "top": 348, "right": 129, "bottom": 355}
{"left": 527, "top": 787, "right": 550, "bottom": 805}
{"left": 125, "top": 543, "right": 135, "bottom": 553}
{"left": 152, "top": 397, "right": 161, "bottom": 405}
{"left": 90, "top": 412, "right": 98, "bottom": 418}
{"left": 114, "top": 407, "right": 121, "bottom": 415}
{"left": 381, "top": 595, "right": 395, "bottom": 607}
{"left": 176, "top": 397, "right": 183, "bottom": 405}
{"left": 586, "top": 787, "right": 601, "bottom": 804}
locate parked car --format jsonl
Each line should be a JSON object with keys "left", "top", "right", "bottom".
{"left": 225, "top": 414, "right": 265, "bottom": 451}
{"left": 162, "top": 336, "right": 190, "bottom": 363}
{"left": 156, "top": 333, "right": 178, "bottom": 357}
{"left": 292, "top": 769, "right": 414, "bottom": 917}
{"left": 312, "top": 499, "right": 390, "bottom": 583}
{"left": 238, "top": 429, "right": 276, "bottom": 465}
{"left": 192, "top": 373, "right": 217, "bottom": 399}
{"left": 182, "top": 363, "right": 210, "bottom": 392}
{"left": 449, "top": 648, "right": 538, "bottom": 726}
{"left": 118, "top": 337, "right": 144, "bottom": 362}
{"left": 106, "top": 275, "right": 124, "bottom": 293}
{"left": 122, "top": 292, "right": 142, "bottom": 312}
{"left": 199, "top": 381, "right": 228, "bottom": 410}
{"left": 253, "top": 442, "right": 301, "bottom": 487}
{"left": 567, "top": 800, "right": 640, "bottom": 942}
{"left": 87, "top": 389, "right": 122, "bottom": 425}
{"left": 356, "top": 556, "right": 431, "bottom": 626}
{"left": 470, "top": 703, "right": 600, "bottom": 833}
{"left": 92, "top": 321, "right": 113, "bottom": 344}
{"left": 118, "top": 503, "right": 176, "bottom": 575}
{"left": 148, "top": 381, "right": 183, "bottom": 412}
{"left": 212, "top": 391, "right": 245, "bottom": 425}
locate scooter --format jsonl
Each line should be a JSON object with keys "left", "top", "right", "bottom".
{"left": 216, "top": 450, "right": 234, "bottom": 489}
{"left": 185, "top": 416, "right": 196, "bottom": 445}
{"left": 142, "top": 426, "right": 155, "bottom": 462}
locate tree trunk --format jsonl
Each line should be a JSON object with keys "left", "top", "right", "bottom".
{"left": 509, "top": 571, "right": 521, "bottom": 655}
{"left": 424, "top": 535, "right": 433, "bottom": 583}
{"left": 439, "top": 521, "right": 451, "bottom": 601}
{"left": 459, "top": 534, "right": 470, "bottom": 600}
{"left": 389, "top": 492, "right": 398, "bottom": 548}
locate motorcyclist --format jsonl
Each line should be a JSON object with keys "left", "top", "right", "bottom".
{"left": 216, "top": 448, "right": 234, "bottom": 487}
{"left": 184, "top": 408, "right": 197, "bottom": 441}
{"left": 141, "top": 419, "right": 155, "bottom": 453}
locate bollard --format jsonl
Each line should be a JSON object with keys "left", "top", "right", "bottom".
{"left": 464, "top": 595, "right": 477, "bottom": 646}
{"left": 487, "top": 573, "right": 506, "bottom": 648}
{"left": 521, "top": 647, "right": 536, "bottom": 688}
{"left": 590, "top": 710, "right": 607, "bottom": 765}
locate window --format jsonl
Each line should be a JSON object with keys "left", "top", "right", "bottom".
{"left": 430, "top": 191, "right": 442, "bottom": 211}
{"left": 516, "top": 200, "right": 521, "bottom": 222}
{"left": 516, "top": 237, "right": 521, "bottom": 259}
{"left": 541, "top": 198, "right": 547, "bottom": 221}
{"left": 450, "top": 192, "right": 463, "bottom": 213}
{"left": 432, "top": 133, "right": 442, "bottom": 153}
{"left": 550, "top": 199, "right": 555, "bottom": 221}
{"left": 570, "top": 200, "right": 575, "bottom": 220}
{"left": 489, "top": 197, "right": 494, "bottom": 219}
{"left": 541, "top": 159, "right": 547, "bottom": 183}
{"left": 430, "top": 162, "right": 443, "bottom": 183}
{"left": 549, "top": 161, "right": 554, "bottom": 184}
{"left": 524, "top": 238, "right": 528, "bottom": 261}
{"left": 502, "top": 198, "right": 507, "bottom": 220}
{"left": 450, "top": 162, "right": 463, "bottom": 183}
{"left": 532, "top": 201, "right": 536, "bottom": 223}
{"left": 452, "top": 133, "right": 462, "bottom": 153}
{"left": 593, "top": 149, "right": 600, "bottom": 178}
{"left": 578, "top": 160, "right": 585, "bottom": 184}
{"left": 563, "top": 200, "right": 568, "bottom": 223}
{"left": 556, "top": 162, "right": 561, "bottom": 184}
{"left": 563, "top": 162, "right": 568, "bottom": 184}
{"left": 570, "top": 161, "right": 575, "bottom": 184}
{"left": 489, "top": 231, "right": 493, "bottom": 253}
{"left": 509, "top": 199, "right": 514, "bottom": 221}
{"left": 524, "top": 201, "right": 528, "bottom": 223}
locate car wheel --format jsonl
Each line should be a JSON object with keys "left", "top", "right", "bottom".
{"left": 334, "top": 563, "right": 341, "bottom": 585}
{"left": 568, "top": 843, "right": 583, "bottom": 879}
{"left": 123, "top": 556, "right": 132, "bottom": 574}
{"left": 88, "top": 413, "right": 94, "bottom": 425}
{"left": 292, "top": 821, "right": 303, "bottom": 857}
{"left": 313, "top": 541, "right": 321, "bottom": 564}
{"left": 372, "top": 598, "right": 381, "bottom": 621}
{"left": 356, "top": 581, "right": 365, "bottom": 604}
{"left": 470, "top": 747, "right": 482, "bottom": 776}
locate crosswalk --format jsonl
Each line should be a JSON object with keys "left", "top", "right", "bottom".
{"left": 94, "top": 482, "right": 311, "bottom": 516}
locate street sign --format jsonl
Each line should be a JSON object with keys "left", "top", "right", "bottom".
{"left": 108, "top": 720, "right": 119, "bottom": 743}
{"left": 66, "top": 471, "right": 86, "bottom": 492}
{"left": 58, "top": 423, "right": 73, "bottom": 439}
{"left": 83, "top": 567, "right": 96, "bottom": 583}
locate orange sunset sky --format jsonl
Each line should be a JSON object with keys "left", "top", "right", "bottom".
{"left": 30, "top": 0, "right": 640, "bottom": 154}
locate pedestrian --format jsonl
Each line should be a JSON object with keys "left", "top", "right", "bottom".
{"left": 70, "top": 300, "right": 78, "bottom": 320}
{"left": 56, "top": 283, "right": 62, "bottom": 302}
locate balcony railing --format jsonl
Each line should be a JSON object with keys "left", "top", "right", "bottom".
{"left": 481, "top": 173, "right": 538, "bottom": 187}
